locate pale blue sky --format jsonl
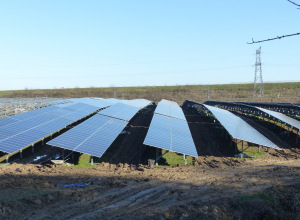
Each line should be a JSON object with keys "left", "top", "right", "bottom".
{"left": 0, "top": 0, "right": 299, "bottom": 90}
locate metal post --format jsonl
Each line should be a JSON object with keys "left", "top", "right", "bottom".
{"left": 42, "top": 138, "right": 44, "bottom": 146}
{"left": 91, "top": 156, "right": 94, "bottom": 166}
{"left": 183, "top": 154, "right": 187, "bottom": 165}
{"left": 6, "top": 154, "right": 8, "bottom": 163}
{"left": 155, "top": 148, "right": 159, "bottom": 165}
{"left": 32, "top": 144, "right": 34, "bottom": 153}
{"left": 20, "top": 149, "right": 22, "bottom": 159}
{"left": 258, "top": 145, "right": 262, "bottom": 153}
{"left": 62, "top": 149, "right": 64, "bottom": 160}
{"left": 241, "top": 141, "right": 244, "bottom": 158}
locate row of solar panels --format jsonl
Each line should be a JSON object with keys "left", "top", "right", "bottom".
{"left": 1, "top": 98, "right": 298, "bottom": 161}
{"left": 0, "top": 98, "right": 153, "bottom": 156}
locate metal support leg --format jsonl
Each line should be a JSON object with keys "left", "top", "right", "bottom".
{"left": 258, "top": 145, "right": 262, "bottom": 153}
{"left": 32, "top": 144, "right": 34, "bottom": 153}
{"left": 241, "top": 141, "right": 244, "bottom": 158}
{"left": 6, "top": 154, "right": 8, "bottom": 163}
{"left": 62, "top": 149, "right": 64, "bottom": 160}
{"left": 91, "top": 156, "right": 94, "bottom": 166}
{"left": 183, "top": 154, "right": 187, "bottom": 165}
{"left": 20, "top": 149, "right": 22, "bottom": 159}
{"left": 155, "top": 148, "right": 159, "bottom": 166}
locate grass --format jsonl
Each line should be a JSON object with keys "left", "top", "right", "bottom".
{"left": 160, "top": 149, "right": 193, "bottom": 166}
{"left": 69, "top": 154, "right": 102, "bottom": 168}
{"left": 236, "top": 142, "right": 268, "bottom": 158}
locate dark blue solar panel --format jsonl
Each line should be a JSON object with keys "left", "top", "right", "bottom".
{"left": 0, "top": 128, "right": 16, "bottom": 140}
{"left": 9, "top": 106, "right": 60, "bottom": 121}
{"left": 0, "top": 117, "right": 18, "bottom": 127}
{"left": 144, "top": 114, "right": 198, "bottom": 157}
{"left": 45, "top": 109, "right": 73, "bottom": 117}
{"left": 48, "top": 115, "right": 127, "bottom": 158}
{"left": 98, "top": 103, "right": 140, "bottom": 121}
{"left": 33, "top": 118, "right": 71, "bottom": 135}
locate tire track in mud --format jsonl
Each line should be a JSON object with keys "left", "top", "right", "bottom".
{"left": 70, "top": 182, "right": 180, "bottom": 219}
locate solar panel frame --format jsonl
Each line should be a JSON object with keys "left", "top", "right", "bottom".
{"left": 203, "top": 104, "right": 281, "bottom": 150}
{"left": 256, "top": 107, "right": 300, "bottom": 130}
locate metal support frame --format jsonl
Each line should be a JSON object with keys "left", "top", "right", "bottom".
{"left": 20, "top": 149, "right": 22, "bottom": 159}
{"left": 183, "top": 154, "right": 187, "bottom": 165}
{"left": 258, "top": 145, "right": 262, "bottom": 153}
{"left": 62, "top": 149, "right": 65, "bottom": 160}
{"left": 155, "top": 148, "right": 168, "bottom": 165}
{"left": 32, "top": 144, "right": 34, "bottom": 153}
{"left": 91, "top": 156, "right": 94, "bottom": 166}
{"left": 6, "top": 154, "right": 9, "bottom": 163}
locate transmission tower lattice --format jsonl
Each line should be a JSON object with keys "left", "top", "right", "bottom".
{"left": 253, "top": 47, "right": 264, "bottom": 97}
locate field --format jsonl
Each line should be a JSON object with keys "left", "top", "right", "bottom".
{"left": 0, "top": 82, "right": 300, "bottom": 219}
{"left": 1, "top": 82, "right": 300, "bottom": 104}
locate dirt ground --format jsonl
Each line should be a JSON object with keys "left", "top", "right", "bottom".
{"left": 0, "top": 157, "right": 299, "bottom": 220}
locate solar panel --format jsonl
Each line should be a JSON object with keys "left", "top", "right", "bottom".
{"left": 144, "top": 114, "right": 198, "bottom": 157}
{"left": 0, "top": 99, "right": 113, "bottom": 154}
{"left": 203, "top": 104, "right": 281, "bottom": 150}
{"left": 98, "top": 103, "right": 140, "bottom": 121}
{"left": 48, "top": 114, "right": 127, "bottom": 157}
{"left": 256, "top": 107, "right": 300, "bottom": 130}
{"left": 9, "top": 105, "right": 60, "bottom": 121}
{"left": 155, "top": 100, "right": 186, "bottom": 120}
{"left": 0, "top": 117, "right": 18, "bottom": 127}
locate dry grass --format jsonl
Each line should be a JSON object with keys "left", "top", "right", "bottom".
{"left": 0, "top": 82, "right": 299, "bottom": 104}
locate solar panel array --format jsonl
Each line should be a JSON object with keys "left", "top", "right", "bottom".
{"left": 203, "top": 104, "right": 281, "bottom": 150}
{"left": 154, "top": 99, "right": 186, "bottom": 120}
{"left": 98, "top": 103, "right": 140, "bottom": 121}
{"left": 144, "top": 99, "right": 198, "bottom": 157}
{"left": 0, "top": 98, "right": 112, "bottom": 154}
{"left": 48, "top": 114, "right": 127, "bottom": 157}
{"left": 47, "top": 100, "right": 151, "bottom": 158}
{"left": 256, "top": 107, "right": 300, "bottom": 130}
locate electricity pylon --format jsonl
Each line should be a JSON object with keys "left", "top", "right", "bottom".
{"left": 253, "top": 47, "right": 264, "bottom": 97}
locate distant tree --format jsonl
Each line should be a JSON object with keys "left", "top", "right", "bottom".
{"left": 248, "top": 0, "right": 300, "bottom": 44}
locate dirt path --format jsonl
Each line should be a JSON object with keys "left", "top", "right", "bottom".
{"left": 1, "top": 157, "right": 300, "bottom": 219}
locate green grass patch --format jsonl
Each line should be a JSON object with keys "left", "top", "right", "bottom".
{"left": 237, "top": 142, "right": 268, "bottom": 158}
{"left": 70, "top": 154, "right": 102, "bottom": 168}
{"left": 160, "top": 149, "right": 193, "bottom": 166}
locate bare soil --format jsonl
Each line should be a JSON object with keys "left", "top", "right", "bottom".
{"left": 0, "top": 157, "right": 300, "bottom": 220}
